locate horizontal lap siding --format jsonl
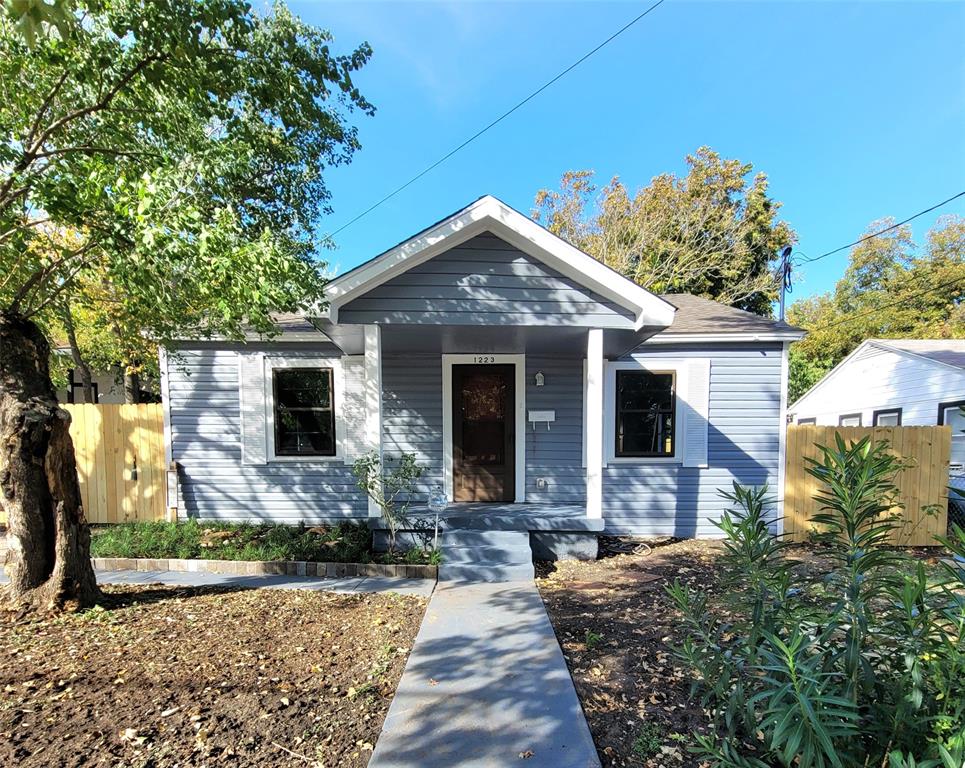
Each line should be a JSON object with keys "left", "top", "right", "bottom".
{"left": 339, "top": 233, "right": 635, "bottom": 328}
{"left": 168, "top": 345, "right": 366, "bottom": 523}
{"left": 381, "top": 354, "right": 444, "bottom": 502}
{"left": 603, "top": 344, "right": 782, "bottom": 537}
{"left": 526, "top": 357, "right": 585, "bottom": 503}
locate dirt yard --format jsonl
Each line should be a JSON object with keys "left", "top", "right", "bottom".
{"left": 0, "top": 585, "right": 427, "bottom": 767}
{"left": 537, "top": 539, "right": 724, "bottom": 768}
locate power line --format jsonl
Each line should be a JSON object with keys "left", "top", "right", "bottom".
{"left": 325, "top": 0, "right": 668, "bottom": 239}
{"left": 794, "top": 190, "right": 965, "bottom": 265}
{"left": 809, "top": 275, "right": 965, "bottom": 333}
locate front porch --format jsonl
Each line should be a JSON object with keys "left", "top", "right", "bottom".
{"left": 404, "top": 502, "right": 605, "bottom": 532}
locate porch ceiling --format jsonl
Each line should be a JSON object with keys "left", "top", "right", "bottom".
{"left": 312, "top": 319, "right": 659, "bottom": 357}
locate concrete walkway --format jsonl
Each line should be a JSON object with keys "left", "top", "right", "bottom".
{"left": 369, "top": 580, "right": 600, "bottom": 768}
{"left": 0, "top": 569, "right": 436, "bottom": 597}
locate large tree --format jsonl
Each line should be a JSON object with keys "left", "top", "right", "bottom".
{"left": 0, "top": 0, "right": 373, "bottom": 610}
{"left": 532, "top": 147, "right": 796, "bottom": 315}
{"left": 787, "top": 215, "right": 965, "bottom": 401}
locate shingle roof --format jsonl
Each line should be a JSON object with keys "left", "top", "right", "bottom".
{"left": 656, "top": 294, "right": 803, "bottom": 335}
{"left": 872, "top": 339, "right": 965, "bottom": 370}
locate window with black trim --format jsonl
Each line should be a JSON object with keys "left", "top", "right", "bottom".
{"left": 797, "top": 418, "right": 816, "bottom": 426}
{"left": 938, "top": 399, "right": 965, "bottom": 467}
{"left": 272, "top": 368, "right": 335, "bottom": 456}
{"left": 873, "top": 408, "right": 902, "bottom": 427}
{"left": 615, "top": 370, "right": 675, "bottom": 457}
{"left": 839, "top": 413, "right": 862, "bottom": 427}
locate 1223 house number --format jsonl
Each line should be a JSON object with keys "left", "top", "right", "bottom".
{"left": 473, "top": 356, "right": 497, "bottom": 364}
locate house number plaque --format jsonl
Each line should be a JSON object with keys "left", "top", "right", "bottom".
{"left": 472, "top": 356, "right": 497, "bottom": 364}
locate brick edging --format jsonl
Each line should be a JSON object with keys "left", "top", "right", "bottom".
{"left": 90, "top": 557, "right": 437, "bottom": 580}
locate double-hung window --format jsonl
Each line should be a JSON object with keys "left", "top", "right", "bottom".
{"left": 272, "top": 368, "right": 336, "bottom": 457}
{"left": 615, "top": 370, "right": 675, "bottom": 457}
{"left": 873, "top": 408, "right": 902, "bottom": 427}
{"left": 938, "top": 400, "right": 965, "bottom": 468}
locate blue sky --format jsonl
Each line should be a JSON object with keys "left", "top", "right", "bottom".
{"left": 288, "top": 0, "right": 965, "bottom": 300}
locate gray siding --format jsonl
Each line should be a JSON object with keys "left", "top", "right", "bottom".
{"left": 525, "top": 356, "right": 585, "bottom": 503}
{"left": 168, "top": 344, "right": 367, "bottom": 523}
{"left": 602, "top": 344, "right": 783, "bottom": 537}
{"left": 381, "top": 353, "right": 444, "bottom": 501}
{"left": 339, "top": 233, "right": 635, "bottom": 328}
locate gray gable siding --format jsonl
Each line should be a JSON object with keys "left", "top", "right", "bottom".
{"left": 603, "top": 343, "right": 783, "bottom": 537}
{"left": 338, "top": 233, "right": 636, "bottom": 327}
{"left": 168, "top": 344, "right": 367, "bottom": 522}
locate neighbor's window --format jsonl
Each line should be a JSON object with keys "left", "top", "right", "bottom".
{"left": 272, "top": 368, "right": 335, "bottom": 456}
{"left": 938, "top": 400, "right": 965, "bottom": 467}
{"left": 839, "top": 413, "right": 862, "bottom": 427}
{"left": 615, "top": 370, "right": 675, "bottom": 457}
{"left": 797, "top": 418, "right": 816, "bottom": 426}
{"left": 873, "top": 408, "right": 902, "bottom": 427}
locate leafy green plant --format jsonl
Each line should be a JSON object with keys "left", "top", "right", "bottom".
{"left": 669, "top": 435, "right": 965, "bottom": 767}
{"left": 631, "top": 721, "right": 664, "bottom": 760}
{"left": 352, "top": 452, "right": 425, "bottom": 554}
{"left": 584, "top": 629, "right": 603, "bottom": 651}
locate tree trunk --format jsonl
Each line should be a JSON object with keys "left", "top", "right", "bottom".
{"left": 61, "top": 304, "right": 94, "bottom": 403}
{"left": 124, "top": 370, "right": 141, "bottom": 404}
{"left": 0, "top": 311, "right": 100, "bottom": 611}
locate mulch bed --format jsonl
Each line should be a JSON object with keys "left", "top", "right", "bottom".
{"left": 0, "top": 584, "right": 427, "bottom": 767}
{"left": 537, "top": 538, "right": 724, "bottom": 768}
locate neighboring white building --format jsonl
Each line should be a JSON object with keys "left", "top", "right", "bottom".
{"left": 789, "top": 339, "right": 965, "bottom": 469}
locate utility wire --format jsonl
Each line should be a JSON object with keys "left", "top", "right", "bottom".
{"left": 325, "top": 0, "right": 668, "bottom": 239}
{"left": 809, "top": 275, "right": 965, "bottom": 333}
{"left": 794, "top": 190, "right": 965, "bottom": 265}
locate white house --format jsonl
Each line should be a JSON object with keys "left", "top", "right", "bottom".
{"left": 789, "top": 339, "right": 965, "bottom": 469}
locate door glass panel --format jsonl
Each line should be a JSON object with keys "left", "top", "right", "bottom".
{"left": 460, "top": 372, "right": 506, "bottom": 466}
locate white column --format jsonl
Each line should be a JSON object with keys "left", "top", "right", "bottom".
{"left": 363, "top": 324, "right": 383, "bottom": 518}
{"left": 776, "top": 340, "right": 790, "bottom": 536}
{"left": 586, "top": 328, "right": 604, "bottom": 519}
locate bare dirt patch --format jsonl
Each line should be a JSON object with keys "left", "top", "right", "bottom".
{"left": 537, "top": 539, "right": 724, "bottom": 768}
{"left": 0, "top": 584, "right": 427, "bottom": 767}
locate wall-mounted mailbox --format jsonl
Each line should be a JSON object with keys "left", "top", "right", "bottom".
{"left": 528, "top": 410, "right": 556, "bottom": 430}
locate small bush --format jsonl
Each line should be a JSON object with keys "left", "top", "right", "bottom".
{"left": 668, "top": 435, "right": 965, "bottom": 767}
{"left": 91, "top": 520, "right": 374, "bottom": 563}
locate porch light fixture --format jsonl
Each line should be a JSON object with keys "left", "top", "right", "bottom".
{"left": 534, "top": 371, "right": 545, "bottom": 387}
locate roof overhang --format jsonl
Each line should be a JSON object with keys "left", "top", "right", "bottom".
{"left": 322, "top": 195, "right": 676, "bottom": 331}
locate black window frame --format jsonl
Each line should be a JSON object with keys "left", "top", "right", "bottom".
{"left": 838, "top": 413, "right": 862, "bottom": 427}
{"left": 937, "top": 399, "right": 965, "bottom": 426}
{"left": 614, "top": 369, "right": 676, "bottom": 458}
{"left": 872, "top": 407, "right": 902, "bottom": 426}
{"left": 797, "top": 418, "right": 816, "bottom": 426}
{"left": 272, "top": 367, "right": 336, "bottom": 457}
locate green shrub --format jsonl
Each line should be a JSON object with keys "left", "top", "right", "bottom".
{"left": 631, "top": 721, "right": 665, "bottom": 760}
{"left": 668, "top": 435, "right": 965, "bottom": 767}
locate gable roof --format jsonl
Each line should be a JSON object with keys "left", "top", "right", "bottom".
{"left": 652, "top": 294, "right": 805, "bottom": 337}
{"left": 789, "top": 338, "right": 965, "bottom": 410}
{"left": 323, "top": 195, "right": 676, "bottom": 330}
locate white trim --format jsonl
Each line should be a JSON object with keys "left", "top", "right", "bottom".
{"left": 585, "top": 330, "right": 604, "bottom": 519}
{"left": 441, "top": 353, "right": 526, "bottom": 503}
{"left": 158, "top": 347, "right": 173, "bottom": 468}
{"left": 776, "top": 341, "right": 790, "bottom": 537}
{"left": 363, "top": 326, "right": 383, "bottom": 517}
{"left": 604, "top": 359, "right": 688, "bottom": 465}
{"left": 581, "top": 358, "right": 587, "bottom": 469}
{"left": 323, "top": 196, "right": 675, "bottom": 330}
{"left": 264, "top": 356, "right": 346, "bottom": 463}
{"left": 641, "top": 331, "right": 805, "bottom": 345}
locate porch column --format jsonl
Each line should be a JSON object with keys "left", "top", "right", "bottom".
{"left": 586, "top": 328, "right": 604, "bottom": 519}
{"left": 363, "top": 324, "right": 383, "bottom": 518}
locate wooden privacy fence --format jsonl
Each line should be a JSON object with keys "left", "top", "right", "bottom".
{"left": 784, "top": 425, "right": 951, "bottom": 546}
{"left": 0, "top": 404, "right": 167, "bottom": 526}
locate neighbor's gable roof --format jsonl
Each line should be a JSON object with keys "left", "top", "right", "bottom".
{"left": 790, "top": 338, "right": 965, "bottom": 411}
{"left": 322, "top": 195, "right": 676, "bottom": 331}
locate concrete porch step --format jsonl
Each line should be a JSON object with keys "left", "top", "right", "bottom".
{"left": 438, "top": 561, "right": 535, "bottom": 583}
{"left": 442, "top": 544, "right": 533, "bottom": 565}
{"left": 441, "top": 528, "right": 529, "bottom": 548}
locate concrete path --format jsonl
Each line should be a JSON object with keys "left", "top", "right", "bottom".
{"left": 369, "top": 580, "right": 600, "bottom": 768}
{"left": 0, "top": 569, "right": 435, "bottom": 597}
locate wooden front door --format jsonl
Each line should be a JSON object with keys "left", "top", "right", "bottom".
{"left": 452, "top": 364, "right": 515, "bottom": 502}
